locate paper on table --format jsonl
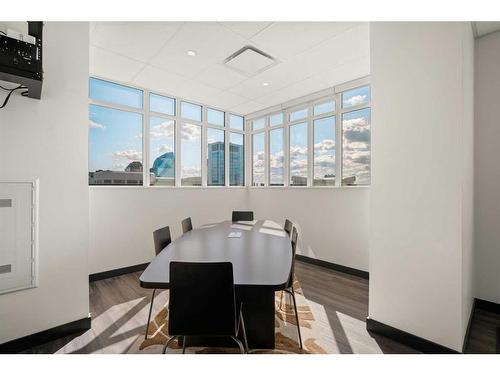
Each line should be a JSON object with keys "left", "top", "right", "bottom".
{"left": 227, "top": 232, "right": 242, "bottom": 238}
{"left": 237, "top": 220, "right": 257, "bottom": 225}
{"left": 231, "top": 224, "right": 252, "bottom": 231}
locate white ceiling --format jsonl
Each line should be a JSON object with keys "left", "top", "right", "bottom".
{"left": 473, "top": 22, "right": 500, "bottom": 38}
{"left": 90, "top": 22, "right": 370, "bottom": 115}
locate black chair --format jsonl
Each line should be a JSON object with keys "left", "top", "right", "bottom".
{"left": 284, "top": 219, "right": 293, "bottom": 235}
{"left": 181, "top": 217, "right": 193, "bottom": 234}
{"left": 279, "top": 227, "right": 303, "bottom": 349}
{"left": 232, "top": 211, "right": 254, "bottom": 222}
{"left": 145, "top": 225, "right": 172, "bottom": 339}
{"left": 162, "top": 262, "right": 248, "bottom": 354}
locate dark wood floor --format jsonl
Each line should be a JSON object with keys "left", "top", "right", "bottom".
{"left": 20, "top": 260, "right": 498, "bottom": 354}
{"left": 466, "top": 307, "right": 500, "bottom": 353}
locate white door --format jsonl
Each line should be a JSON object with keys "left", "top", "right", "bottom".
{"left": 0, "top": 180, "right": 38, "bottom": 294}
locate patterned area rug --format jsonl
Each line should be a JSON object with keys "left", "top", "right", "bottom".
{"left": 127, "top": 279, "right": 334, "bottom": 354}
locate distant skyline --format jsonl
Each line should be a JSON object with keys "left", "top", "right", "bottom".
{"left": 89, "top": 78, "right": 370, "bottom": 186}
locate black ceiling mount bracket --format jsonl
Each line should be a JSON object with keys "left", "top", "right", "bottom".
{"left": 0, "top": 21, "right": 44, "bottom": 99}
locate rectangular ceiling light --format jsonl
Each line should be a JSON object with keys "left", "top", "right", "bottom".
{"left": 224, "top": 46, "right": 277, "bottom": 77}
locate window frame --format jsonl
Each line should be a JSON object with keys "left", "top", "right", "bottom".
{"left": 88, "top": 76, "right": 245, "bottom": 189}
{"left": 246, "top": 76, "right": 370, "bottom": 189}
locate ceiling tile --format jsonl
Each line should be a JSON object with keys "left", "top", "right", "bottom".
{"left": 218, "top": 22, "right": 273, "bottom": 39}
{"left": 92, "top": 22, "right": 183, "bottom": 63}
{"left": 290, "top": 23, "right": 370, "bottom": 78}
{"left": 174, "top": 80, "right": 222, "bottom": 105}
{"left": 89, "top": 22, "right": 371, "bottom": 114}
{"left": 194, "top": 64, "right": 248, "bottom": 90}
{"left": 204, "top": 91, "right": 248, "bottom": 111}
{"left": 250, "top": 22, "right": 359, "bottom": 61}
{"left": 320, "top": 55, "right": 370, "bottom": 87}
{"left": 254, "top": 76, "right": 330, "bottom": 110}
{"left": 90, "top": 46, "right": 145, "bottom": 83}
{"left": 150, "top": 22, "right": 247, "bottom": 79}
{"left": 474, "top": 22, "right": 500, "bottom": 37}
{"left": 133, "top": 65, "right": 188, "bottom": 96}
{"left": 229, "top": 100, "right": 264, "bottom": 115}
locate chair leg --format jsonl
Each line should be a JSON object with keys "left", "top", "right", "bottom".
{"left": 182, "top": 336, "right": 187, "bottom": 354}
{"left": 145, "top": 289, "right": 156, "bottom": 339}
{"left": 162, "top": 335, "right": 177, "bottom": 354}
{"left": 231, "top": 336, "right": 245, "bottom": 354}
{"left": 289, "top": 287, "right": 303, "bottom": 350}
{"left": 239, "top": 310, "right": 249, "bottom": 353}
{"left": 279, "top": 290, "right": 284, "bottom": 310}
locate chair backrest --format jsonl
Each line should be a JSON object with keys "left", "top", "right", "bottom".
{"left": 181, "top": 217, "right": 193, "bottom": 234}
{"left": 284, "top": 219, "right": 293, "bottom": 235}
{"left": 232, "top": 210, "right": 254, "bottom": 222}
{"left": 286, "top": 227, "right": 299, "bottom": 289}
{"left": 168, "top": 262, "right": 237, "bottom": 337}
{"left": 153, "top": 225, "right": 171, "bottom": 255}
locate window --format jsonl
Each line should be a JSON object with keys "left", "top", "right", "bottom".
{"left": 181, "top": 123, "right": 202, "bottom": 186}
{"left": 229, "top": 114, "right": 244, "bottom": 131}
{"left": 89, "top": 77, "right": 245, "bottom": 188}
{"left": 89, "top": 104, "right": 143, "bottom": 185}
{"left": 289, "top": 108, "right": 308, "bottom": 122}
{"left": 314, "top": 100, "right": 335, "bottom": 116}
{"left": 342, "top": 108, "right": 371, "bottom": 186}
{"left": 150, "top": 93, "right": 175, "bottom": 116}
{"left": 89, "top": 78, "right": 143, "bottom": 109}
{"left": 289, "top": 122, "right": 308, "bottom": 186}
{"left": 181, "top": 101, "right": 202, "bottom": 122}
{"left": 252, "top": 132, "right": 265, "bottom": 186}
{"left": 207, "top": 128, "right": 225, "bottom": 186}
{"left": 252, "top": 118, "right": 265, "bottom": 131}
{"left": 207, "top": 108, "right": 224, "bottom": 127}
{"left": 149, "top": 117, "right": 175, "bottom": 186}
{"left": 249, "top": 80, "right": 370, "bottom": 188}
{"left": 313, "top": 116, "right": 336, "bottom": 186}
{"left": 269, "top": 128, "right": 284, "bottom": 186}
{"left": 229, "top": 132, "right": 244, "bottom": 186}
{"left": 342, "top": 86, "right": 370, "bottom": 109}
{"left": 269, "top": 112, "right": 284, "bottom": 127}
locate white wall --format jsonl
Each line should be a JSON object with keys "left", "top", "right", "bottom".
{"left": 90, "top": 187, "right": 250, "bottom": 273}
{"left": 89, "top": 187, "right": 370, "bottom": 274}
{"left": 369, "top": 22, "right": 474, "bottom": 352}
{"left": 247, "top": 188, "right": 370, "bottom": 270}
{"left": 474, "top": 30, "right": 500, "bottom": 305}
{"left": 0, "top": 23, "right": 90, "bottom": 344}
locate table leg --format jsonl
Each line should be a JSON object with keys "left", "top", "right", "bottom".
{"left": 237, "top": 287, "right": 275, "bottom": 349}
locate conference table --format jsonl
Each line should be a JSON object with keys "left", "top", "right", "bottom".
{"left": 139, "top": 219, "right": 293, "bottom": 349}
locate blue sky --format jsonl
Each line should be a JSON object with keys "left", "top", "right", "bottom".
{"left": 89, "top": 78, "right": 369, "bottom": 185}
{"left": 89, "top": 104, "right": 142, "bottom": 172}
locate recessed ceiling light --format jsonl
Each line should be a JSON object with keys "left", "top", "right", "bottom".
{"left": 186, "top": 50, "right": 197, "bottom": 57}
{"left": 263, "top": 82, "right": 269, "bottom": 86}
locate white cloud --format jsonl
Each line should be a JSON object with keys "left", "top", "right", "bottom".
{"left": 158, "top": 144, "right": 173, "bottom": 154}
{"left": 314, "top": 139, "right": 335, "bottom": 152}
{"left": 150, "top": 120, "right": 174, "bottom": 139}
{"left": 112, "top": 149, "right": 142, "bottom": 161}
{"left": 345, "top": 94, "right": 367, "bottom": 107}
{"left": 182, "top": 123, "right": 201, "bottom": 142}
{"left": 89, "top": 120, "right": 106, "bottom": 129}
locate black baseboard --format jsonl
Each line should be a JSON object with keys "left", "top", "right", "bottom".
{"left": 497, "top": 328, "right": 500, "bottom": 354}
{"left": 296, "top": 254, "right": 369, "bottom": 279}
{"left": 0, "top": 316, "right": 91, "bottom": 354}
{"left": 475, "top": 298, "right": 500, "bottom": 315}
{"left": 366, "top": 318, "right": 459, "bottom": 354}
{"left": 462, "top": 299, "right": 476, "bottom": 353}
{"left": 89, "top": 262, "right": 149, "bottom": 282}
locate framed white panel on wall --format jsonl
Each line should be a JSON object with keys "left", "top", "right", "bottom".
{"left": 0, "top": 179, "right": 39, "bottom": 295}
